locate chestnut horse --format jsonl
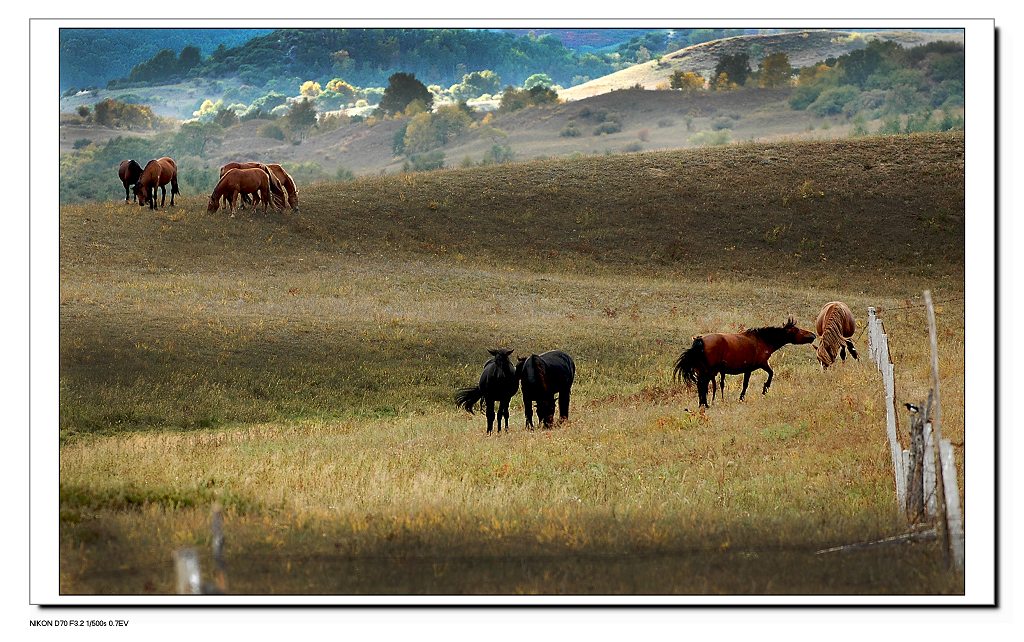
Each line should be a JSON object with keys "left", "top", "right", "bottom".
{"left": 267, "top": 163, "right": 299, "bottom": 212}
{"left": 455, "top": 348, "right": 520, "bottom": 434}
{"left": 517, "top": 350, "right": 575, "bottom": 429}
{"left": 673, "top": 318, "right": 816, "bottom": 407}
{"left": 134, "top": 157, "right": 180, "bottom": 210}
{"left": 117, "top": 160, "right": 143, "bottom": 203}
{"left": 219, "top": 162, "right": 286, "bottom": 209}
{"left": 814, "top": 301, "right": 858, "bottom": 368}
{"left": 207, "top": 168, "right": 271, "bottom": 215}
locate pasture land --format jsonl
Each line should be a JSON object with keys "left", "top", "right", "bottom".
{"left": 59, "top": 134, "right": 965, "bottom": 594}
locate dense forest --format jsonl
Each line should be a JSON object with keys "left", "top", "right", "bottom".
{"left": 59, "top": 28, "right": 271, "bottom": 91}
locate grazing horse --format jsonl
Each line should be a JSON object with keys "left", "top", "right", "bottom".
{"left": 517, "top": 350, "right": 576, "bottom": 429}
{"left": 814, "top": 301, "right": 858, "bottom": 368}
{"left": 207, "top": 168, "right": 271, "bottom": 215}
{"left": 134, "top": 157, "right": 180, "bottom": 210}
{"left": 673, "top": 318, "right": 816, "bottom": 407}
{"left": 219, "top": 162, "right": 286, "bottom": 209}
{"left": 117, "top": 160, "right": 143, "bottom": 203}
{"left": 454, "top": 349, "right": 520, "bottom": 434}
{"left": 267, "top": 163, "right": 299, "bottom": 212}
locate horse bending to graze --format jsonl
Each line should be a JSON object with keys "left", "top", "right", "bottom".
{"left": 454, "top": 349, "right": 519, "bottom": 434}
{"left": 674, "top": 318, "right": 816, "bottom": 407}
{"left": 517, "top": 350, "right": 575, "bottom": 429}
{"left": 219, "top": 162, "right": 286, "bottom": 209}
{"left": 814, "top": 301, "right": 858, "bottom": 368}
{"left": 134, "top": 157, "right": 180, "bottom": 210}
{"left": 267, "top": 163, "right": 299, "bottom": 212}
{"left": 207, "top": 168, "right": 271, "bottom": 215}
{"left": 117, "top": 160, "right": 143, "bottom": 203}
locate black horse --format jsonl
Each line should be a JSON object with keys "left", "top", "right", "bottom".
{"left": 517, "top": 350, "right": 575, "bottom": 428}
{"left": 455, "top": 349, "right": 520, "bottom": 434}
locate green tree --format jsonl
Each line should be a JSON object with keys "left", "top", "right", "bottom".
{"left": 670, "top": 70, "right": 705, "bottom": 91}
{"left": 714, "top": 53, "right": 751, "bottom": 87}
{"left": 523, "top": 73, "right": 554, "bottom": 90}
{"left": 378, "top": 72, "right": 433, "bottom": 116}
{"left": 758, "top": 53, "right": 793, "bottom": 88}
{"left": 451, "top": 70, "right": 502, "bottom": 100}
{"left": 173, "top": 121, "right": 223, "bottom": 157}
{"left": 286, "top": 98, "right": 318, "bottom": 138}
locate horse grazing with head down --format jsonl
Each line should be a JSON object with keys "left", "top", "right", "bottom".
{"left": 266, "top": 163, "right": 299, "bottom": 212}
{"left": 117, "top": 160, "right": 143, "bottom": 203}
{"left": 674, "top": 318, "right": 816, "bottom": 407}
{"left": 814, "top": 301, "right": 858, "bottom": 369}
{"left": 517, "top": 350, "right": 575, "bottom": 429}
{"left": 219, "top": 162, "right": 286, "bottom": 210}
{"left": 207, "top": 168, "right": 271, "bottom": 216}
{"left": 134, "top": 157, "right": 180, "bottom": 210}
{"left": 455, "top": 348, "right": 520, "bottom": 434}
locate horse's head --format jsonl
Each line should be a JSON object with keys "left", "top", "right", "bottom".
{"left": 783, "top": 317, "right": 816, "bottom": 345}
{"left": 134, "top": 182, "right": 148, "bottom": 207}
{"left": 487, "top": 348, "right": 514, "bottom": 367}
{"left": 207, "top": 194, "right": 220, "bottom": 212}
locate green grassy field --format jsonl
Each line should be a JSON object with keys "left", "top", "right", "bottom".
{"left": 59, "top": 133, "right": 965, "bottom": 595}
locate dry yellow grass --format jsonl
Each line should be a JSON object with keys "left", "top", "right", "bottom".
{"left": 59, "top": 138, "right": 964, "bottom": 595}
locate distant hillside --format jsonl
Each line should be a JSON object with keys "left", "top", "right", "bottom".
{"left": 192, "top": 28, "right": 617, "bottom": 92}
{"left": 560, "top": 30, "right": 964, "bottom": 100}
{"left": 59, "top": 28, "right": 272, "bottom": 92}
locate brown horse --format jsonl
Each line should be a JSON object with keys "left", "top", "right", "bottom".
{"left": 117, "top": 160, "right": 143, "bottom": 203}
{"left": 219, "top": 162, "right": 286, "bottom": 210}
{"left": 134, "top": 157, "right": 180, "bottom": 210}
{"left": 673, "top": 318, "right": 816, "bottom": 407}
{"left": 814, "top": 301, "right": 858, "bottom": 368}
{"left": 207, "top": 168, "right": 271, "bottom": 215}
{"left": 267, "top": 163, "right": 299, "bottom": 212}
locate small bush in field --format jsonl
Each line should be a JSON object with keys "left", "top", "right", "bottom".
{"left": 593, "top": 120, "right": 622, "bottom": 136}
{"left": 560, "top": 121, "right": 581, "bottom": 137}
{"left": 259, "top": 123, "right": 286, "bottom": 141}
{"left": 711, "top": 117, "right": 733, "bottom": 131}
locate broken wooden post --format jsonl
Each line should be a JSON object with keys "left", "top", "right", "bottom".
{"left": 939, "top": 439, "right": 965, "bottom": 570}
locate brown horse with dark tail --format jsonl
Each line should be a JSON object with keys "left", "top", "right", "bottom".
{"left": 207, "top": 168, "right": 271, "bottom": 215}
{"left": 674, "top": 318, "right": 816, "bottom": 407}
{"left": 219, "top": 162, "right": 286, "bottom": 209}
{"left": 814, "top": 301, "right": 858, "bottom": 368}
{"left": 134, "top": 157, "right": 179, "bottom": 210}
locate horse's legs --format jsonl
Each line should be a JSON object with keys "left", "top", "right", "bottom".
{"left": 719, "top": 373, "right": 726, "bottom": 400}
{"left": 558, "top": 387, "right": 571, "bottom": 421}
{"left": 697, "top": 375, "right": 710, "bottom": 408}
{"left": 762, "top": 365, "right": 774, "bottom": 395}
{"left": 485, "top": 398, "right": 496, "bottom": 434}
{"left": 170, "top": 178, "right": 178, "bottom": 206}
{"left": 739, "top": 371, "right": 751, "bottom": 401}
{"left": 124, "top": 184, "right": 130, "bottom": 202}
{"left": 497, "top": 397, "right": 510, "bottom": 432}
{"left": 522, "top": 392, "right": 534, "bottom": 429}
{"left": 847, "top": 339, "right": 859, "bottom": 360}
{"left": 840, "top": 345, "right": 847, "bottom": 361}
{"left": 160, "top": 185, "right": 166, "bottom": 208}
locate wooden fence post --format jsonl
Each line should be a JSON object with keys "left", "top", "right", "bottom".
{"left": 923, "top": 421, "right": 938, "bottom": 518}
{"left": 940, "top": 439, "right": 965, "bottom": 570}
{"left": 210, "top": 502, "right": 228, "bottom": 594}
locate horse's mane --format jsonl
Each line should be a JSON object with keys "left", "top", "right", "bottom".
{"left": 744, "top": 317, "right": 797, "bottom": 346}
{"left": 128, "top": 159, "right": 143, "bottom": 171}
{"left": 527, "top": 354, "right": 548, "bottom": 390}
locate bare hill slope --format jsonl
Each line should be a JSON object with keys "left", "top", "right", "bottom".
{"left": 560, "top": 30, "right": 964, "bottom": 101}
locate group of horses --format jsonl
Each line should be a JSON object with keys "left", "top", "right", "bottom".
{"left": 457, "top": 302, "right": 858, "bottom": 434}
{"left": 117, "top": 157, "right": 299, "bottom": 214}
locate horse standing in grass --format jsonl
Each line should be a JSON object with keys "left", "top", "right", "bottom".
{"left": 134, "top": 157, "right": 180, "bottom": 210}
{"left": 814, "top": 301, "right": 858, "bottom": 368}
{"left": 207, "top": 168, "right": 271, "bottom": 216}
{"left": 117, "top": 160, "right": 143, "bottom": 203}
{"left": 219, "top": 162, "right": 286, "bottom": 209}
{"left": 517, "top": 350, "right": 576, "bottom": 429}
{"left": 455, "top": 349, "right": 519, "bottom": 434}
{"left": 674, "top": 318, "right": 816, "bottom": 407}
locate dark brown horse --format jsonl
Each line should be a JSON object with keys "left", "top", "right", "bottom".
{"left": 673, "top": 318, "right": 815, "bottom": 407}
{"left": 134, "top": 157, "right": 180, "bottom": 210}
{"left": 814, "top": 301, "right": 858, "bottom": 368}
{"left": 117, "top": 160, "right": 143, "bottom": 203}
{"left": 219, "top": 162, "right": 286, "bottom": 209}
{"left": 267, "top": 163, "right": 299, "bottom": 212}
{"left": 517, "top": 350, "right": 575, "bottom": 428}
{"left": 207, "top": 168, "right": 271, "bottom": 215}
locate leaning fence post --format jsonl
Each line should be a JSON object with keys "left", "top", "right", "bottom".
{"left": 939, "top": 439, "right": 965, "bottom": 570}
{"left": 923, "top": 420, "right": 937, "bottom": 518}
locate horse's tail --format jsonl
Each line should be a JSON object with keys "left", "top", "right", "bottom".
{"left": 455, "top": 386, "right": 483, "bottom": 414}
{"left": 673, "top": 336, "right": 704, "bottom": 387}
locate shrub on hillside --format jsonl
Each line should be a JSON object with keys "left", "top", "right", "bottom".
{"left": 808, "top": 86, "right": 860, "bottom": 116}
{"left": 711, "top": 117, "right": 733, "bottom": 131}
{"left": 689, "top": 130, "right": 731, "bottom": 147}
{"left": 560, "top": 121, "right": 581, "bottom": 137}
{"left": 93, "top": 98, "right": 158, "bottom": 130}
{"left": 403, "top": 150, "right": 445, "bottom": 172}
{"left": 258, "top": 122, "right": 286, "bottom": 140}
{"left": 593, "top": 120, "right": 622, "bottom": 136}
